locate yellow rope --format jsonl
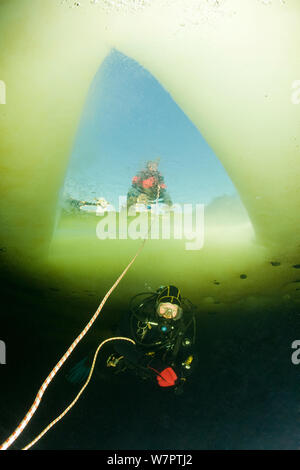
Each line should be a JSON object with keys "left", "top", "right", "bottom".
{"left": 22, "top": 337, "right": 135, "bottom": 450}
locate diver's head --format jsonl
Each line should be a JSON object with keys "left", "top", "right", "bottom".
{"left": 156, "top": 285, "right": 182, "bottom": 320}
{"left": 147, "top": 158, "right": 160, "bottom": 172}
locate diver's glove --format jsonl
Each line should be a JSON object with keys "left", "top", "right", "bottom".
{"left": 65, "top": 356, "right": 90, "bottom": 384}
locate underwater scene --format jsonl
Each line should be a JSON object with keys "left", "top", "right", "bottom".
{"left": 1, "top": 0, "right": 300, "bottom": 453}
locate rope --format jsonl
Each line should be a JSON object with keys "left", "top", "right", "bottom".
{"left": 0, "top": 241, "right": 145, "bottom": 451}
{"left": 22, "top": 337, "right": 135, "bottom": 450}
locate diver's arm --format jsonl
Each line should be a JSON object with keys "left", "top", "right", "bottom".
{"left": 113, "top": 311, "right": 148, "bottom": 368}
{"left": 114, "top": 339, "right": 144, "bottom": 367}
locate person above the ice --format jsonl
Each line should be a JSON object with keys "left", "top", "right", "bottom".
{"left": 127, "top": 159, "right": 172, "bottom": 210}
{"left": 110, "top": 285, "right": 196, "bottom": 393}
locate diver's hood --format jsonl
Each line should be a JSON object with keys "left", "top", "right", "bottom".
{"left": 157, "top": 285, "right": 182, "bottom": 307}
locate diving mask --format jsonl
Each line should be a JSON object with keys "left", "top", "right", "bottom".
{"left": 157, "top": 302, "right": 179, "bottom": 319}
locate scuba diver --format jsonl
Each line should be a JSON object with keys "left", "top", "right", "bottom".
{"left": 66, "top": 286, "right": 196, "bottom": 395}
{"left": 127, "top": 159, "right": 173, "bottom": 210}
{"left": 109, "top": 285, "right": 196, "bottom": 394}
